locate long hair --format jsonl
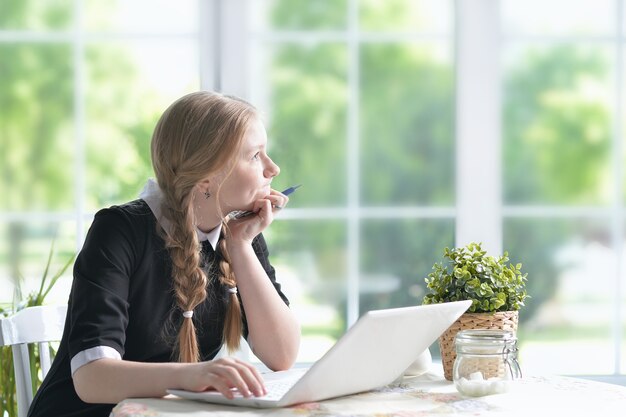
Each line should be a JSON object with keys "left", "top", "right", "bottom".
{"left": 151, "top": 91, "right": 255, "bottom": 362}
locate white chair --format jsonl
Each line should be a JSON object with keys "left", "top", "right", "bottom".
{"left": 0, "top": 305, "right": 67, "bottom": 417}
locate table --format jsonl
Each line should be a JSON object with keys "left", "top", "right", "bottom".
{"left": 110, "top": 366, "right": 626, "bottom": 417}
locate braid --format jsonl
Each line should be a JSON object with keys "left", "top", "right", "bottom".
{"left": 218, "top": 228, "right": 243, "bottom": 352}
{"left": 163, "top": 185, "right": 207, "bottom": 363}
{"left": 149, "top": 91, "right": 258, "bottom": 361}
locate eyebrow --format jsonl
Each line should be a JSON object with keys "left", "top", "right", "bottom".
{"left": 244, "top": 142, "right": 265, "bottom": 153}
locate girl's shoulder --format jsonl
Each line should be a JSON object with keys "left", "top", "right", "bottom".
{"left": 94, "top": 199, "right": 153, "bottom": 223}
{"left": 82, "top": 200, "right": 161, "bottom": 271}
{"left": 109, "top": 199, "right": 153, "bottom": 216}
{"left": 90, "top": 199, "right": 157, "bottom": 241}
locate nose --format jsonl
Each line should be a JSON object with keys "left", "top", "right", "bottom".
{"left": 264, "top": 155, "right": 280, "bottom": 178}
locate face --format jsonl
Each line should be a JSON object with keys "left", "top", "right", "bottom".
{"left": 215, "top": 117, "right": 280, "bottom": 213}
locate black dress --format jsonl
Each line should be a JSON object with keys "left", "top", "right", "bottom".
{"left": 28, "top": 199, "right": 289, "bottom": 417}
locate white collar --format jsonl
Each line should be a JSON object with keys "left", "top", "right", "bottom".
{"left": 139, "top": 178, "right": 222, "bottom": 251}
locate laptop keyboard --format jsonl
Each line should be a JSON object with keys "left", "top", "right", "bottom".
{"left": 258, "top": 379, "right": 295, "bottom": 400}
{"left": 226, "top": 368, "right": 307, "bottom": 401}
{"left": 253, "top": 368, "right": 307, "bottom": 400}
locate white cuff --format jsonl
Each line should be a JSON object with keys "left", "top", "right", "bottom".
{"left": 70, "top": 346, "right": 122, "bottom": 375}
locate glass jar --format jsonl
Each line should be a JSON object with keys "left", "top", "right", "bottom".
{"left": 453, "top": 329, "right": 521, "bottom": 397}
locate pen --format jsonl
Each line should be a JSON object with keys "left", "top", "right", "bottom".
{"left": 281, "top": 184, "right": 302, "bottom": 196}
{"left": 227, "top": 184, "right": 302, "bottom": 220}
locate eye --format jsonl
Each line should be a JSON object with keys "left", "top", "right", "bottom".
{"left": 252, "top": 152, "right": 260, "bottom": 161}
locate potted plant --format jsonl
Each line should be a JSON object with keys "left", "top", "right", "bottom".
{"left": 0, "top": 242, "right": 74, "bottom": 417}
{"left": 422, "top": 242, "right": 528, "bottom": 380}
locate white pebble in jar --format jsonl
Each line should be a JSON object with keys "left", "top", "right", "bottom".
{"left": 455, "top": 371, "right": 511, "bottom": 397}
{"left": 452, "top": 329, "right": 522, "bottom": 397}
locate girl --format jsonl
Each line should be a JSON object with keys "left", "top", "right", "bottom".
{"left": 28, "top": 91, "right": 300, "bottom": 417}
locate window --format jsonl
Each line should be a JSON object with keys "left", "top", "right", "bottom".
{"left": 501, "top": 0, "right": 624, "bottom": 376}
{"left": 1, "top": 0, "right": 624, "bottom": 378}
{"left": 242, "top": 0, "right": 455, "bottom": 362}
{"left": 0, "top": 0, "right": 200, "bottom": 304}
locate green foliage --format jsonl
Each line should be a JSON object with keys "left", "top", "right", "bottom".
{"left": 423, "top": 242, "right": 529, "bottom": 313}
{"left": 504, "top": 45, "right": 610, "bottom": 205}
{"left": 268, "top": 42, "right": 348, "bottom": 207}
{"left": 0, "top": 242, "right": 74, "bottom": 417}
{"left": 503, "top": 219, "right": 565, "bottom": 324}
{"left": 270, "top": 0, "right": 347, "bottom": 30}
{"left": 500, "top": 44, "right": 610, "bottom": 322}
{"left": 358, "top": 219, "right": 454, "bottom": 314}
{"left": 360, "top": 43, "right": 454, "bottom": 205}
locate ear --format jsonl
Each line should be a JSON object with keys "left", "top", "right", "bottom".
{"left": 196, "top": 177, "right": 212, "bottom": 194}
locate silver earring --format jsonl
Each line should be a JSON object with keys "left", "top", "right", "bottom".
{"left": 204, "top": 191, "right": 211, "bottom": 199}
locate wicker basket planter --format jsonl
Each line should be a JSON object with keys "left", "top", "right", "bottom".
{"left": 439, "top": 310, "right": 518, "bottom": 381}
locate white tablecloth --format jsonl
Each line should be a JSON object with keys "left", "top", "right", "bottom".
{"left": 111, "top": 366, "right": 626, "bottom": 417}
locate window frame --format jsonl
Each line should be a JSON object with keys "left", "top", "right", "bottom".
{"left": 1, "top": 0, "right": 623, "bottom": 377}
{"left": 217, "top": 0, "right": 625, "bottom": 376}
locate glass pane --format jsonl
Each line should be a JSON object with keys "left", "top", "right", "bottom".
{"left": 251, "top": 0, "right": 347, "bottom": 31}
{"left": 84, "top": 0, "right": 198, "bottom": 33}
{"left": 265, "top": 219, "right": 348, "bottom": 363}
{"left": 623, "top": 289, "right": 626, "bottom": 374}
{"left": 0, "top": 0, "right": 72, "bottom": 30}
{"left": 622, "top": 223, "right": 626, "bottom": 375}
{"left": 359, "top": 218, "right": 454, "bottom": 314}
{"left": 504, "top": 218, "right": 614, "bottom": 375}
{"left": 360, "top": 218, "right": 453, "bottom": 360}
{"left": 252, "top": 42, "right": 348, "bottom": 207}
{"left": 359, "top": 0, "right": 452, "bottom": 33}
{"left": 360, "top": 42, "right": 454, "bottom": 205}
{"left": 623, "top": 246, "right": 626, "bottom": 375}
{"left": 84, "top": 40, "right": 199, "bottom": 210}
{"left": 0, "top": 44, "right": 74, "bottom": 211}
{"left": 502, "top": 0, "right": 614, "bottom": 36}
{"left": 503, "top": 44, "right": 612, "bottom": 205}
{"left": 0, "top": 220, "right": 76, "bottom": 308}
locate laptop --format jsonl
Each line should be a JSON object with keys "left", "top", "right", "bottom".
{"left": 168, "top": 300, "right": 471, "bottom": 408}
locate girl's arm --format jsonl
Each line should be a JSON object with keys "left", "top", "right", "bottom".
{"left": 227, "top": 241, "right": 301, "bottom": 370}
{"left": 72, "top": 356, "right": 266, "bottom": 404}
{"left": 225, "top": 192, "right": 301, "bottom": 370}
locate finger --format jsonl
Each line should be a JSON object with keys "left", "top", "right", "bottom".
{"left": 206, "top": 374, "right": 237, "bottom": 399}
{"left": 211, "top": 364, "right": 254, "bottom": 398}
{"left": 266, "top": 194, "right": 288, "bottom": 210}
{"left": 233, "top": 362, "right": 266, "bottom": 397}
{"left": 269, "top": 188, "right": 290, "bottom": 204}
{"left": 220, "top": 358, "right": 266, "bottom": 397}
{"left": 252, "top": 199, "right": 274, "bottom": 223}
{"left": 218, "top": 358, "right": 268, "bottom": 397}
{"left": 245, "top": 362, "right": 267, "bottom": 396}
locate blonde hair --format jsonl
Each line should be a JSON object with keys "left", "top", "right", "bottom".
{"left": 151, "top": 91, "right": 256, "bottom": 362}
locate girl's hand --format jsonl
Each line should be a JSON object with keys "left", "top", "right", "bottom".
{"left": 181, "top": 357, "right": 267, "bottom": 399}
{"left": 226, "top": 189, "right": 289, "bottom": 243}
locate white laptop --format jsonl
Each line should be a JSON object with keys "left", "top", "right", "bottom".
{"left": 168, "top": 300, "right": 471, "bottom": 408}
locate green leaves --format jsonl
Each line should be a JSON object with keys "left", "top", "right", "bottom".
{"left": 1, "top": 241, "right": 74, "bottom": 417}
{"left": 29, "top": 240, "right": 75, "bottom": 308}
{"left": 423, "top": 242, "right": 529, "bottom": 313}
